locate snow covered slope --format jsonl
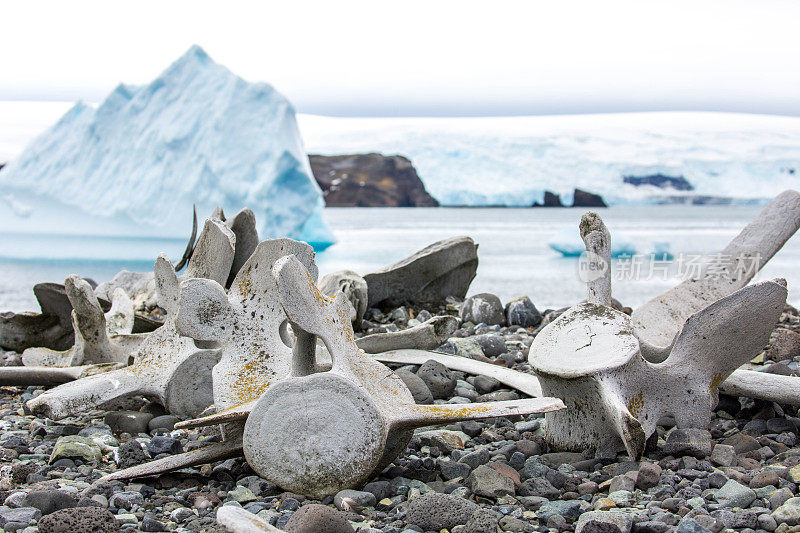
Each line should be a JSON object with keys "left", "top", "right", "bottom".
{"left": 0, "top": 46, "right": 334, "bottom": 249}
{"left": 299, "top": 112, "right": 800, "bottom": 206}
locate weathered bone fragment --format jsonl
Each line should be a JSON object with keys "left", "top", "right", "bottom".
{"left": 216, "top": 505, "right": 282, "bottom": 533}
{"left": 355, "top": 315, "right": 458, "bottom": 354}
{"left": 719, "top": 369, "right": 800, "bottom": 406}
{"left": 95, "top": 271, "right": 159, "bottom": 313}
{"left": 21, "top": 277, "right": 138, "bottom": 367}
{"left": 181, "top": 217, "right": 237, "bottom": 285}
{"left": 92, "top": 436, "right": 243, "bottom": 486}
{"left": 231, "top": 255, "right": 563, "bottom": 498}
{"left": 0, "top": 363, "right": 123, "bottom": 387}
{"left": 94, "top": 212, "right": 236, "bottom": 311}
{"left": 224, "top": 208, "right": 259, "bottom": 288}
{"left": 176, "top": 239, "right": 318, "bottom": 416}
{"left": 529, "top": 213, "right": 787, "bottom": 458}
{"left": 309, "top": 316, "right": 458, "bottom": 366}
{"left": 27, "top": 255, "right": 220, "bottom": 420}
{"left": 363, "top": 236, "right": 478, "bottom": 308}
{"left": 318, "top": 270, "right": 368, "bottom": 327}
{"left": 633, "top": 189, "right": 800, "bottom": 362}
{"left": 579, "top": 211, "right": 612, "bottom": 306}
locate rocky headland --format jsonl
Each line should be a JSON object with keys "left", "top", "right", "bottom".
{"left": 309, "top": 154, "right": 439, "bottom": 208}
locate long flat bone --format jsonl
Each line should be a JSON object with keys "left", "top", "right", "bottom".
{"left": 377, "top": 350, "right": 800, "bottom": 408}
{"left": 633, "top": 189, "right": 800, "bottom": 360}
{"left": 92, "top": 436, "right": 243, "bottom": 486}
{"left": 27, "top": 255, "right": 220, "bottom": 420}
{"left": 0, "top": 363, "right": 123, "bottom": 387}
{"left": 216, "top": 506, "right": 282, "bottom": 533}
{"left": 374, "top": 349, "right": 543, "bottom": 397}
{"left": 175, "top": 391, "right": 555, "bottom": 431}
{"left": 720, "top": 369, "right": 800, "bottom": 406}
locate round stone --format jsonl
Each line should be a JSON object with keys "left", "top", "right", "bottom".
{"left": 284, "top": 504, "right": 354, "bottom": 533}
{"left": 37, "top": 507, "right": 120, "bottom": 533}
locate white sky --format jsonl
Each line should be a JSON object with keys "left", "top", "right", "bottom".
{"left": 3, "top": 0, "right": 800, "bottom": 116}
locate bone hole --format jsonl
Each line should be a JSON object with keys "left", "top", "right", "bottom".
{"left": 194, "top": 339, "right": 219, "bottom": 349}
{"left": 279, "top": 319, "right": 294, "bottom": 348}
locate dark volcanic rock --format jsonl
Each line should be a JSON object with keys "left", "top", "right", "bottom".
{"left": 309, "top": 153, "right": 439, "bottom": 207}
{"left": 572, "top": 188, "right": 607, "bottom": 207}
{"left": 623, "top": 174, "right": 694, "bottom": 191}
{"left": 404, "top": 492, "right": 479, "bottom": 530}
{"left": 284, "top": 503, "right": 355, "bottom": 533}
{"left": 532, "top": 191, "right": 564, "bottom": 207}
{"left": 37, "top": 507, "right": 120, "bottom": 533}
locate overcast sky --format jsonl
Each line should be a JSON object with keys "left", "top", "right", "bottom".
{"left": 3, "top": 0, "right": 799, "bottom": 116}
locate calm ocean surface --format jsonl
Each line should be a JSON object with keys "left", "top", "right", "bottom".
{"left": 2, "top": 205, "right": 800, "bottom": 313}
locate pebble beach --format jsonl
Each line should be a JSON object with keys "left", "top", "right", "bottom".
{"left": 2, "top": 294, "right": 800, "bottom": 533}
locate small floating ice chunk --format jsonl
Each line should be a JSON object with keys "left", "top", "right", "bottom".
{"left": 549, "top": 225, "right": 636, "bottom": 257}
{"left": 649, "top": 241, "right": 674, "bottom": 261}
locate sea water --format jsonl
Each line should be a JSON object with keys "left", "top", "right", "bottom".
{"left": 3, "top": 205, "right": 800, "bottom": 313}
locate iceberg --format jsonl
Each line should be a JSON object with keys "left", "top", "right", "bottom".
{"left": 0, "top": 46, "right": 334, "bottom": 249}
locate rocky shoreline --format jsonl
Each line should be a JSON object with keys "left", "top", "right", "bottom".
{"left": 2, "top": 292, "right": 800, "bottom": 533}
{"left": 308, "top": 153, "right": 612, "bottom": 208}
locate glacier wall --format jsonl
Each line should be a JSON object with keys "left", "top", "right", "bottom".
{"left": 299, "top": 112, "right": 800, "bottom": 206}
{"left": 0, "top": 46, "right": 335, "bottom": 249}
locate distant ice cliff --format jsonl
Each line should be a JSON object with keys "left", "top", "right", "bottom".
{"left": 0, "top": 46, "right": 335, "bottom": 249}
{"left": 299, "top": 112, "right": 800, "bottom": 206}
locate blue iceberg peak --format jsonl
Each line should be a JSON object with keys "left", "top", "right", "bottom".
{"left": 0, "top": 46, "right": 335, "bottom": 249}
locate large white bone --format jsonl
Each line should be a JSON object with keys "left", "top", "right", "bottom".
{"left": 318, "top": 269, "right": 368, "bottom": 328}
{"left": 176, "top": 240, "right": 318, "bottom": 417}
{"left": 21, "top": 277, "right": 138, "bottom": 367}
{"left": 234, "top": 255, "right": 563, "bottom": 498}
{"left": 373, "top": 349, "right": 543, "bottom": 397}
{"left": 27, "top": 255, "right": 220, "bottom": 420}
{"left": 529, "top": 213, "right": 787, "bottom": 458}
{"left": 633, "top": 189, "right": 800, "bottom": 362}
{"left": 355, "top": 316, "right": 458, "bottom": 354}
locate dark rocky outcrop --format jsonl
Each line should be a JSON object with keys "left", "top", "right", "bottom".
{"left": 623, "top": 174, "right": 694, "bottom": 191}
{"left": 309, "top": 153, "right": 439, "bottom": 207}
{"left": 572, "top": 188, "right": 607, "bottom": 207}
{"left": 532, "top": 191, "right": 564, "bottom": 207}
{"left": 533, "top": 189, "right": 607, "bottom": 208}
